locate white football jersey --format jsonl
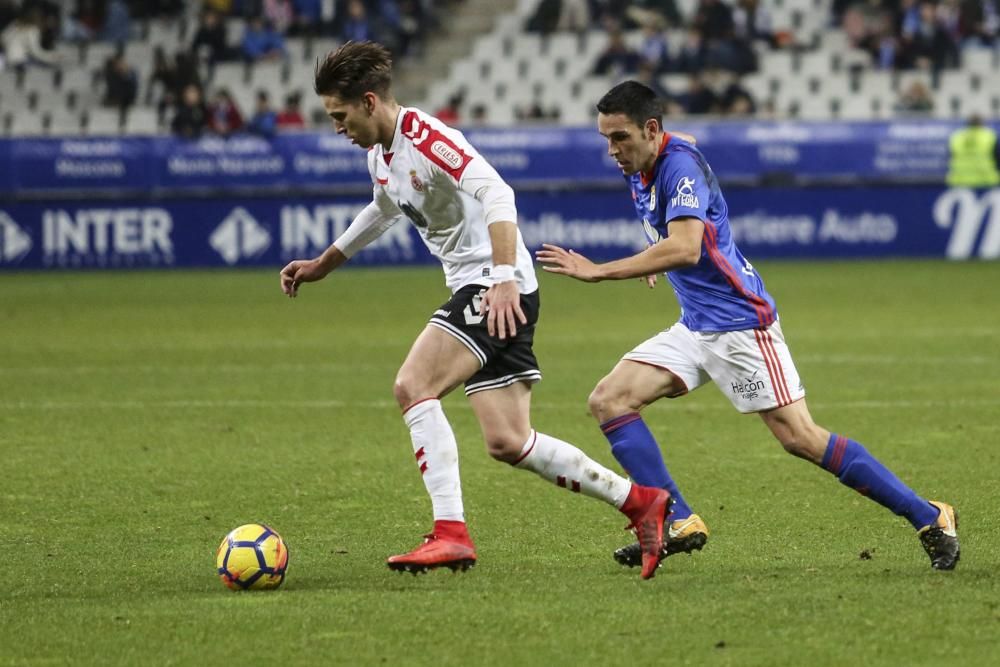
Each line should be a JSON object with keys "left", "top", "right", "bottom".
{"left": 361, "top": 107, "right": 538, "bottom": 293}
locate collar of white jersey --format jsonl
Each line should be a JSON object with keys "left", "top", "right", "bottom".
{"left": 384, "top": 106, "right": 410, "bottom": 157}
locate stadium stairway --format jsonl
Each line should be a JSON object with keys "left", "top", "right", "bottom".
{"left": 393, "top": 0, "right": 517, "bottom": 108}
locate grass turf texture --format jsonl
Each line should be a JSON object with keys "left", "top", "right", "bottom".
{"left": 1, "top": 261, "right": 998, "bottom": 666}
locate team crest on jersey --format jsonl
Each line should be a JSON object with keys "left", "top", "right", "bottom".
{"left": 649, "top": 186, "right": 656, "bottom": 210}
{"left": 670, "top": 176, "right": 700, "bottom": 208}
{"left": 410, "top": 169, "right": 424, "bottom": 192}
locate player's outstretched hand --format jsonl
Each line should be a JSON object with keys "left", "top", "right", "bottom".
{"left": 641, "top": 274, "right": 657, "bottom": 288}
{"left": 535, "top": 244, "right": 602, "bottom": 282}
{"left": 279, "top": 259, "right": 330, "bottom": 297}
{"left": 483, "top": 280, "right": 527, "bottom": 340}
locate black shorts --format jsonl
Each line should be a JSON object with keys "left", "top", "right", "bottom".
{"left": 428, "top": 284, "right": 542, "bottom": 396}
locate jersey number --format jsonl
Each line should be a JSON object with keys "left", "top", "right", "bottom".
{"left": 464, "top": 289, "right": 486, "bottom": 325}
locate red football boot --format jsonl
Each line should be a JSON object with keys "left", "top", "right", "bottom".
{"left": 387, "top": 520, "right": 477, "bottom": 574}
{"left": 619, "top": 485, "right": 671, "bottom": 580}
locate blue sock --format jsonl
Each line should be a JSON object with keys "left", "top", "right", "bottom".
{"left": 601, "top": 413, "right": 693, "bottom": 520}
{"left": 822, "top": 433, "right": 939, "bottom": 530}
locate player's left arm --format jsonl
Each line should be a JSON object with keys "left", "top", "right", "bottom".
{"left": 537, "top": 217, "right": 704, "bottom": 283}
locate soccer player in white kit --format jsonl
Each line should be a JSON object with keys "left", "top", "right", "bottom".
{"left": 279, "top": 42, "right": 671, "bottom": 579}
{"left": 537, "top": 81, "right": 960, "bottom": 571}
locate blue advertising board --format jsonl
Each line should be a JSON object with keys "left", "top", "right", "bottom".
{"left": 2, "top": 186, "right": 998, "bottom": 271}
{"left": 0, "top": 119, "right": 994, "bottom": 196}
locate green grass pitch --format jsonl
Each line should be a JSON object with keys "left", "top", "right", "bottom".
{"left": 1, "top": 260, "right": 998, "bottom": 666}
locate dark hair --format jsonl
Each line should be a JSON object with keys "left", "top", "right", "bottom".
{"left": 596, "top": 81, "right": 663, "bottom": 130}
{"left": 314, "top": 41, "right": 393, "bottom": 101}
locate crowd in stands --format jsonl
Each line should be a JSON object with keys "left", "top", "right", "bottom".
{"left": 0, "top": 0, "right": 441, "bottom": 135}
{"left": 509, "top": 0, "right": 999, "bottom": 121}
{"left": 1, "top": 0, "right": 998, "bottom": 131}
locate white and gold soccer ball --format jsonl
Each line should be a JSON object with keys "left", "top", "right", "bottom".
{"left": 216, "top": 523, "right": 289, "bottom": 591}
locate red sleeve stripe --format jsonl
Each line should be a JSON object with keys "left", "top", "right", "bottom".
{"left": 401, "top": 110, "right": 472, "bottom": 180}
{"left": 703, "top": 222, "right": 774, "bottom": 328}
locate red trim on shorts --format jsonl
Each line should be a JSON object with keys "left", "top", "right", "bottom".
{"left": 761, "top": 329, "right": 792, "bottom": 405}
{"left": 753, "top": 329, "right": 788, "bottom": 406}
{"left": 512, "top": 430, "right": 537, "bottom": 465}
{"left": 622, "top": 358, "right": 690, "bottom": 397}
{"left": 401, "top": 397, "right": 438, "bottom": 415}
{"left": 377, "top": 177, "right": 388, "bottom": 185}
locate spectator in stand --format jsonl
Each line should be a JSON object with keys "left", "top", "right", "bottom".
{"left": 242, "top": 16, "right": 287, "bottom": 62}
{"left": 468, "top": 103, "right": 488, "bottom": 126}
{"left": 1, "top": 7, "right": 57, "bottom": 71}
{"left": 396, "top": 0, "right": 424, "bottom": 57}
{"left": 265, "top": 0, "right": 294, "bottom": 34}
{"left": 291, "top": 0, "right": 324, "bottom": 35}
{"left": 247, "top": 89, "right": 278, "bottom": 138}
{"left": 638, "top": 21, "right": 671, "bottom": 72}
{"left": 634, "top": 59, "right": 671, "bottom": 102}
{"left": 894, "top": 79, "right": 935, "bottom": 114}
{"left": 434, "top": 93, "right": 463, "bottom": 125}
{"left": 102, "top": 0, "right": 130, "bottom": 43}
{"left": 592, "top": 28, "right": 640, "bottom": 76}
{"left": 720, "top": 74, "right": 756, "bottom": 116}
{"left": 148, "top": 45, "right": 177, "bottom": 120}
{"left": 24, "top": 0, "right": 60, "bottom": 51}
{"left": 207, "top": 88, "right": 245, "bottom": 136}
{"left": 902, "top": 1, "right": 959, "bottom": 71}
{"left": 693, "top": 0, "right": 735, "bottom": 39}
{"left": 171, "top": 83, "right": 209, "bottom": 139}
{"left": 62, "top": 0, "right": 105, "bottom": 42}
{"left": 732, "top": 0, "right": 774, "bottom": 48}
{"left": 342, "top": 0, "right": 376, "bottom": 42}
{"left": 678, "top": 73, "right": 719, "bottom": 114}
{"left": 956, "top": 0, "right": 999, "bottom": 47}
{"left": 671, "top": 28, "right": 707, "bottom": 74}
{"left": 276, "top": 91, "right": 306, "bottom": 129}
{"left": 192, "top": 9, "right": 231, "bottom": 65}
{"left": 525, "top": 0, "right": 561, "bottom": 33}
{"left": 102, "top": 50, "right": 138, "bottom": 115}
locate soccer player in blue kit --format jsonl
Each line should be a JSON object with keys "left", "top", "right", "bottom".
{"left": 536, "top": 81, "right": 960, "bottom": 571}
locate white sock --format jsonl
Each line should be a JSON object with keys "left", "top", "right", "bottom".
{"left": 513, "top": 430, "right": 631, "bottom": 508}
{"left": 403, "top": 399, "right": 465, "bottom": 522}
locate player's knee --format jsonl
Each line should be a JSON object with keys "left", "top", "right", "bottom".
{"left": 484, "top": 434, "right": 523, "bottom": 464}
{"left": 776, "top": 425, "right": 826, "bottom": 463}
{"left": 393, "top": 374, "right": 425, "bottom": 410}
{"left": 587, "top": 382, "right": 621, "bottom": 422}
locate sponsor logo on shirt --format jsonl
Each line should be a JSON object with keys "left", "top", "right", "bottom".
{"left": 670, "top": 176, "right": 700, "bottom": 209}
{"left": 430, "top": 141, "right": 465, "bottom": 170}
{"left": 649, "top": 186, "right": 656, "bottom": 210}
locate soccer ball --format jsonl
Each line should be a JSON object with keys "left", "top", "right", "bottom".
{"left": 216, "top": 523, "right": 289, "bottom": 590}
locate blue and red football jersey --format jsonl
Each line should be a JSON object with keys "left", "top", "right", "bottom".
{"left": 627, "top": 134, "right": 777, "bottom": 332}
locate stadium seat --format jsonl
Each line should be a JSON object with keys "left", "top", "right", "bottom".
{"left": 124, "top": 108, "right": 160, "bottom": 135}
{"left": 85, "top": 109, "right": 123, "bottom": 136}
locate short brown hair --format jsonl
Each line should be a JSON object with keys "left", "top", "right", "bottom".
{"left": 314, "top": 41, "right": 393, "bottom": 101}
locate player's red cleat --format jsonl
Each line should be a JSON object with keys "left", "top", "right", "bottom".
{"left": 619, "top": 484, "right": 671, "bottom": 580}
{"left": 386, "top": 520, "right": 477, "bottom": 575}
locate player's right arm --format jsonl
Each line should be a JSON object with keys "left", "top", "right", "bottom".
{"left": 279, "top": 196, "right": 400, "bottom": 297}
